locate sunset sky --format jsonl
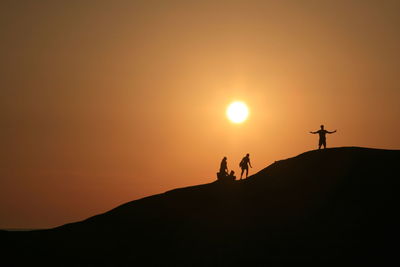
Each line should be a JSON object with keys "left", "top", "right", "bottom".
{"left": 1, "top": 0, "right": 400, "bottom": 229}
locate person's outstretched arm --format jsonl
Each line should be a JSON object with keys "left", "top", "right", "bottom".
{"left": 327, "top": 130, "right": 337, "bottom": 134}
{"left": 249, "top": 160, "right": 252, "bottom": 168}
{"left": 310, "top": 131, "right": 317, "bottom": 134}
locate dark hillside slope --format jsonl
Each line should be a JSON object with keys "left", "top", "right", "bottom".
{"left": 2, "top": 147, "right": 400, "bottom": 265}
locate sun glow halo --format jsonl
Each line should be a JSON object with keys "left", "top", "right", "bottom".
{"left": 226, "top": 101, "right": 249, "bottom": 124}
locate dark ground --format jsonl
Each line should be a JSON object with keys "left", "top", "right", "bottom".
{"left": 1, "top": 147, "right": 400, "bottom": 266}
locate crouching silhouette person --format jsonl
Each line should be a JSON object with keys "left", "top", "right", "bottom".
{"left": 217, "top": 157, "right": 229, "bottom": 180}
{"left": 227, "top": 170, "right": 236, "bottom": 181}
{"left": 310, "top": 124, "right": 337, "bottom": 149}
{"left": 239, "top": 153, "right": 252, "bottom": 179}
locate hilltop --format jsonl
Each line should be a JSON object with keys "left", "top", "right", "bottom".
{"left": 2, "top": 147, "right": 400, "bottom": 265}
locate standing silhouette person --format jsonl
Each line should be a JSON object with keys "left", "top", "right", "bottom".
{"left": 219, "top": 157, "right": 229, "bottom": 178}
{"left": 239, "top": 153, "right": 252, "bottom": 179}
{"left": 310, "top": 125, "right": 337, "bottom": 149}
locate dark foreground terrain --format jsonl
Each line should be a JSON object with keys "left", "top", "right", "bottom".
{"left": 2, "top": 147, "right": 400, "bottom": 266}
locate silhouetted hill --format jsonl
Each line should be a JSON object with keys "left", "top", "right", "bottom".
{"left": 2, "top": 147, "right": 400, "bottom": 265}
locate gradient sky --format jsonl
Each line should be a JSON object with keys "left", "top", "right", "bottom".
{"left": 1, "top": 0, "right": 400, "bottom": 229}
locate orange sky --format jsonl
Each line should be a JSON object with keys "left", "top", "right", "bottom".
{"left": 1, "top": 1, "right": 400, "bottom": 229}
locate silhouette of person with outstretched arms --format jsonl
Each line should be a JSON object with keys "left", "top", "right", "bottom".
{"left": 239, "top": 153, "right": 252, "bottom": 179}
{"left": 310, "top": 125, "right": 337, "bottom": 149}
{"left": 219, "top": 157, "right": 229, "bottom": 178}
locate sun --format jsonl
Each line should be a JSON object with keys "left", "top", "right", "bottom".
{"left": 226, "top": 101, "right": 249, "bottom": 124}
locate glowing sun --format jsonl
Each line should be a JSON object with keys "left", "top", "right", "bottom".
{"left": 226, "top": 101, "right": 249, "bottom": 124}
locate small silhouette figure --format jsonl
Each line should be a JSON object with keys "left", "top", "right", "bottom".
{"left": 227, "top": 170, "right": 236, "bottom": 181}
{"left": 310, "top": 125, "right": 337, "bottom": 149}
{"left": 217, "top": 157, "right": 229, "bottom": 180}
{"left": 239, "top": 153, "right": 252, "bottom": 179}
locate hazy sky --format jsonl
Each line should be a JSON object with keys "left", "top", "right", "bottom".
{"left": 1, "top": 0, "right": 399, "bottom": 228}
